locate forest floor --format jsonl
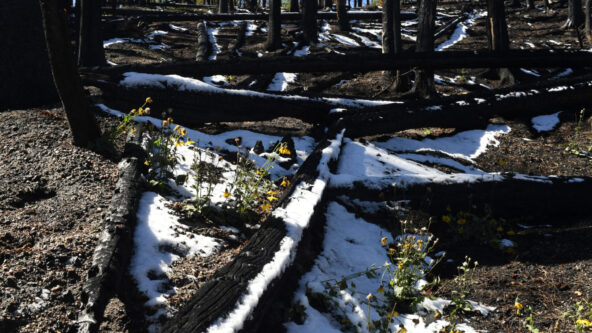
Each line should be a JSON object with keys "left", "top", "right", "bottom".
{"left": 1, "top": 2, "right": 592, "bottom": 333}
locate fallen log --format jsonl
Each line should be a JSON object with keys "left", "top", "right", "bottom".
{"left": 102, "top": 8, "right": 413, "bottom": 22}
{"left": 331, "top": 174, "right": 592, "bottom": 219}
{"left": 434, "top": 13, "right": 466, "bottom": 39}
{"left": 77, "top": 124, "right": 146, "bottom": 333}
{"left": 195, "top": 21, "right": 211, "bottom": 62}
{"left": 161, "top": 125, "right": 345, "bottom": 332}
{"left": 94, "top": 80, "right": 338, "bottom": 125}
{"left": 81, "top": 50, "right": 592, "bottom": 79}
{"left": 338, "top": 76, "right": 592, "bottom": 138}
{"left": 103, "top": 3, "right": 216, "bottom": 10}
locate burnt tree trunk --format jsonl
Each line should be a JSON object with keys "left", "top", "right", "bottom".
{"left": 510, "top": 0, "right": 521, "bottom": 7}
{"left": 302, "top": 0, "right": 318, "bottom": 44}
{"left": 586, "top": 0, "right": 592, "bottom": 43}
{"left": 218, "top": 0, "right": 229, "bottom": 13}
{"left": 290, "top": 0, "right": 299, "bottom": 11}
{"left": 411, "top": 0, "right": 437, "bottom": 99}
{"left": 40, "top": 0, "right": 102, "bottom": 147}
{"left": 392, "top": 0, "right": 409, "bottom": 91}
{"left": 0, "top": 0, "right": 59, "bottom": 111}
{"left": 565, "top": 0, "right": 584, "bottom": 28}
{"left": 266, "top": 0, "right": 282, "bottom": 50}
{"left": 526, "top": 0, "right": 535, "bottom": 9}
{"left": 324, "top": 0, "right": 333, "bottom": 9}
{"left": 78, "top": 0, "right": 105, "bottom": 67}
{"left": 337, "top": 0, "right": 350, "bottom": 31}
{"left": 382, "top": 0, "right": 394, "bottom": 56}
{"left": 486, "top": 0, "right": 515, "bottom": 85}
{"left": 228, "top": 0, "right": 235, "bottom": 11}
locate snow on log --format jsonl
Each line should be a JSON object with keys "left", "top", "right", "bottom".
{"left": 77, "top": 124, "right": 146, "bottom": 333}
{"left": 160, "top": 125, "right": 345, "bottom": 333}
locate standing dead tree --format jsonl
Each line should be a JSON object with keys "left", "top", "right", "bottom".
{"left": 486, "top": 0, "right": 515, "bottom": 86}
{"left": 0, "top": 0, "right": 58, "bottom": 111}
{"left": 337, "top": 0, "right": 350, "bottom": 31}
{"left": 586, "top": 0, "right": 592, "bottom": 43}
{"left": 266, "top": 0, "right": 282, "bottom": 50}
{"left": 564, "top": 0, "right": 584, "bottom": 29}
{"left": 410, "top": 0, "right": 437, "bottom": 99}
{"left": 302, "top": 0, "right": 318, "bottom": 44}
{"left": 382, "top": 0, "right": 409, "bottom": 91}
{"left": 39, "top": 0, "right": 101, "bottom": 147}
{"left": 78, "top": 0, "right": 105, "bottom": 67}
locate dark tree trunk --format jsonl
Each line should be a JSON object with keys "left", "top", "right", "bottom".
{"left": 565, "top": 0, "right": 584, "bottom": 28}
{"left": 40, "top": 0, "right": 102, "bottom": 147}
{"left": 357, "top": 0, "right": 362, "bottom": 7}
{"left": 0, "top": 0, "right": 59, "bottom": 111}
{"left": 586, "top": 0, "right": 592, "bottom": 43}
{"left": 266, "top": 0, "right": 282, "bottom": 50}
{"left": 228, "top": 0, "right": 235, "bottom": 12}
{"left": 526, "top": 0, "right": 534, "bottom": 8}
{"left": 392, "top": 0, "right": 409, "bottom": 91}
{"left": 78, "top": 0, "right": 105, "bottom": 67}
{"left": 324, "top": 0, "right": 332, "bottom": 9}
{"left": 544, "top": 0, "right": 549, "bottom": 9}
{"left": 411, "top": 0, "right": 437, "bottom": 99}
{"left": 290, "top": 0, "right": 299, "bottom": 11}
{"left": 262, "top": 0, "right": 267, "bottom": 8}
{"left": 382, "top": 0, "right": 394, "bottom": 55}
{"left": 337, "top": 0, "right": 349, "bottom": 31}
{"left": 219, "top": 0, "right": 229, "bottom": 12}
{"left": 302, "top": 0, "right": 317, "bottom": 44}
{"left": 486, "top": 0, "right": 515, "bottom": 85}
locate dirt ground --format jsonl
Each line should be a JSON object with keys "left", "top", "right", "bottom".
{"left": 2, "top": 2, "right": 591, "bottom": 332}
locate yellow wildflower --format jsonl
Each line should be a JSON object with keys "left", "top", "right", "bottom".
{"left": 576, "top": 319, "right": 592, "bottom": 327}
{"left": 389, "top": 248, "right": 396, "bottom": 255}
{"left": 457, "top": 218, "right": 466, "bottom": 225}
{"left": 267, "top": 196, "right": 278, "bottom": 202}
{"left": 267, "top": 190, "right": 278, "bottom": 196}
{"left": 175, "top": 140, "right": 184, "bottom": 147}
{"left": 497, "top": 226, "right": 504, "bottom": 232}
{"left": 279, "top": 146, "right": 291, "bottom": 155}
{"left": 381, "top": 237, "right": 388, "bottom": 246}
{"left": 377, "top": 286, "right": 385, "bottom": 294}
{"left": 386, "top": 310, "right": 398, "bottom": 318}
{"left": 186, "top": 139, "right": 195, "bottom": 145}
{"left": 180, "top": 128, "right": 187, "bottom": 136}
{"left": 400, "top": 328, "right": 408, "bottom": 333}
{"left": 261, "top": 203, "right": 272, "bottom": 211}
{"left": 167, "top": 117, "right": 173, "bottom": 124}
{"left": 129, "top": 128, "right": 137, "bottom": 134}
{"left": 234, "top": 137, "right": 240, "bottom": 143}
{"left": 514, "top": 301, "right": 523, "bottom": 315}
{"left": 280, "top": 179, "right": 290, "bottom": 187}
{"left": 442, "top": 215, "right": 451, "bottom": 223}
{"left": 397, "top": 263, "right": 403, "bottom": 270}
{"left": 144, "top": 160, "right": 150, "bottom": 166}
{"left": 507, "top": 230, "right": 516, "bottom": 236}
{"left": 256, "top": 169, "right": 263, "bottom": 175}
{"left": 162, "top": 120, "right": 169, "bottom": 127}
{"left": 174, "top": 125, "right": 180, "bottom": 132}
{"left": 434, "top": 312, "right": 441, "bottom": 318}
{"left": 131, "top": 108, "right": 137, "bottom": 116}
{"left": 145, "top": 97, "right": 153, "bottom": 104}
{"left": 143, "top": 107, "right": 150, "bottom": 115}
{"left": 223, "top": 191, "right": 230, "bottom": 198}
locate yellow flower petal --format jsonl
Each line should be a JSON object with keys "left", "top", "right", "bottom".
{"left": 146, "top": 97, "right": 153, "bottom": 104}
{"left": 381, "top": 237, "right": 388, "bottom": 246}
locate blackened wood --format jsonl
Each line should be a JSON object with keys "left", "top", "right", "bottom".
{"left": 434, "top": 13, "right": 465, "bottom": 39}
{"left": 586, "top": 0, "right": 592, "bottom": 43}
{"left": 77, "top": 124, "right": 145, "bottom": 333}
{"left": 340, "top": 77, "right": 592, "bottom": 138}
{"left": 101, "top": 7, "right": 404, "bottom": 21}
{"left": 219, "top": 0, "right": 229, "bottom": 13}
{"left": 486, "top": 0, "right": 515, "bottom": 85}
{"left": 337, "top": 0, "right": 349, "bottom": 31}
{"left": 78, "top": 0, "right": 106, "bottom": 67}
{"left": 40, "top": 0, "right": 102, "bottom": 147}
{"left": 565, "top": 0, "right": 584, "bottom": 28}
{"left": 81, "top": 50, "right": 592, "bottom": 78}
{"left": 160, "top": 126, "right": 343, "bottom": 333}
{"left": 0, "top": 0, "right": 59, "bottom": 111}
{"left": 196, "top": 21, "right": 211, "bottom": 61}
{"left": 290, "top": 0, "right": 299, "bottom": 11}
{"left": 332, "top": 175, "right": 592, "bottom": 219}
{"left": 302, "top": 0, "right": 318, "bottom": 44}
{"left": 96, "top": 81, "right": 335, "bottom": 124}
{"left": 411, "top": 0, "right": 437, "bottom": 99}
{"left": 266, "top": 0, "right": 282, "bottom": 50}
{"left": 382, "top": 0, "right": 394, "bottom": 54}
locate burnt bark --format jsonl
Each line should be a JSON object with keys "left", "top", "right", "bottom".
{"left": 78, "top": 0, "right": 106, "bottom": 67}
{"left": 0, "top": 0, "right": 59, "bottom": 111}
{"left": 382, "top": 0, "right": 394, "bottom": 55}
{"left": 586, "top": 0, "right": 592, "bottom": 43}
{"left": 486, "top": 0, "right": 515, "bottom": 85}
{"left": 564, "top": 0, "right": 584, "bottom": 28}
{"left": 411, "top": 0, "right": 437, "bottom": 99}
{"left": 266, "top": 0, "right": 282, "bottom": 50}
{"left": 337, "top": 0, "right": 350, "bottom": 31}
{"left": 526, "top": 0, "right": 535, "bottom": 9}
{"left": 302, "top": 0, "right": 318, "bottom": 44}
{"left": 218, "top": 0, "right": 229, "bottom": 13}
{"left": 40, "top": 0, "right": 102, "bottom": 147}
{"left": 195, "top": 22, "right": 211, "bottom": 61}
{"left": 290, "top": 0, "right": 299, "bottom": 11}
